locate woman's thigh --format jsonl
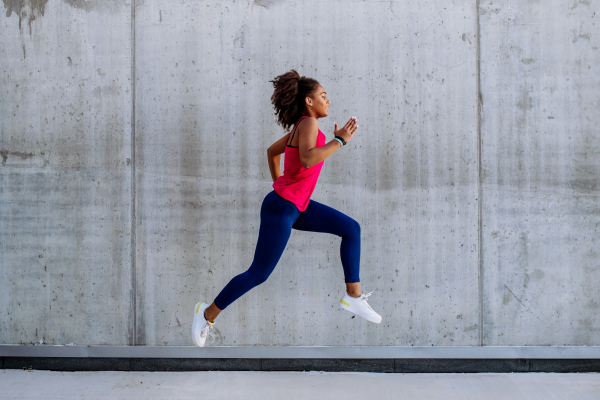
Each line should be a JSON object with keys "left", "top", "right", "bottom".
{"left": 251, "top": 191, "right": 301, "bottom": 267}
{"left": 292, "top": 199, "right": 360, "bottom": 237}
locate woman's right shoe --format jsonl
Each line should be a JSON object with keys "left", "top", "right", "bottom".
{"left": 192, "top": 302, "right": 214, "bottom": 347}
{"left": 340, "top": 292, "right": 382, "bottom": 323}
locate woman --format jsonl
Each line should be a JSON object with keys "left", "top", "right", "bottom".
{"left": 192, "top": 70, "right": 382, "bottom": 347}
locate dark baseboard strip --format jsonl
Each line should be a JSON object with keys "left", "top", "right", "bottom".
{"left": 3, "top": 358, "right": 600, "bottom": 373}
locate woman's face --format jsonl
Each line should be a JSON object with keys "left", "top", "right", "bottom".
{"left": 307, "top": 85, "right": 330, "bottom": 118}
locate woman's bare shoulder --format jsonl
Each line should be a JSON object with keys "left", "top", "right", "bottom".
{"left": 298, "top": 116, "right": 319, "bottom": 131}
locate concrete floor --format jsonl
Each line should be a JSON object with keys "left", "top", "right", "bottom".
{"left": 1, "top": 370, "right": 599, "bottom": 399}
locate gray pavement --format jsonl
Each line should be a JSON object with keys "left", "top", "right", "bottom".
{"left": 1, "top": 370, "right": 599, "bottom": 399}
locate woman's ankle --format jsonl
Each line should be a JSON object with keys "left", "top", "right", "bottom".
{"left": 203, "top": 310, "right": 214, "bottom": 323}
{"left": 204, "top": 302, "right": 221, "bottom": 323}
{"left": 345, "top": 282, "right": 361, "bottom": 298}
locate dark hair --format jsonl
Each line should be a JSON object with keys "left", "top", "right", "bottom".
{"left": 270, "top": 70, "right": 320, "bottom": 130}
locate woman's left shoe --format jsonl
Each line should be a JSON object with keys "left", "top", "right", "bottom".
{"left": 340, "top": 291, "right": 382, "bottom": 323}
{"left": 192, "top": 302, "right": 214, "bottom": 347}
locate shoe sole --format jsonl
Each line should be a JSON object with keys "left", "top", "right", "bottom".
{"left": 340, "top": 301, "right": 382, "bottom": 324}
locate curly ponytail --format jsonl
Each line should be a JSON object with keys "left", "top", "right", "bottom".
{"left": 270, "top": 70, "right": 320, "bottom": 131}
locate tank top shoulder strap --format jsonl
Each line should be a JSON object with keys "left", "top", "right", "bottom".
{"left": 286, "top": 116, "right": 308, "bottom": 147}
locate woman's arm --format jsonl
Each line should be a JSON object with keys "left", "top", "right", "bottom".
{"left": 298, "top": 117, "right": 358, "bottom": 168}
{"left": 267, "top": 133, "right": 289, "bottom": 182}
{"left": 267, "top": 153, "right": 281, "bottom": 182}
{"left": 298, "top": 117, "right": 341, "bottom": 169}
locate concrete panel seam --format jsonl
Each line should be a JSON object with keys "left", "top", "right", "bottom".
{"left": 130, "top": 0, "right": 137, "bottom": 346}
{"left": 475, "top": 0, "right": 484, "bottom": 348}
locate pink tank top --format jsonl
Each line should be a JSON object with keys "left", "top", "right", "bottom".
{"left": 272, "top": 116, "right": 326, "bottom": 211}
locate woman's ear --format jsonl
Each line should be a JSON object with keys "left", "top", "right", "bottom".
{"left": 305, "top": 96, "right": 313, "bottom": 107}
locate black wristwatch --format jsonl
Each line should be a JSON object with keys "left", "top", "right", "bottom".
{"left": 335, "top": 136, "right": 347, "bottom": 146}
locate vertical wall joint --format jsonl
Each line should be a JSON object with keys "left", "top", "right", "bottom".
{"left": 130, "top": 0, "right": 137, "bottom": 346}
{"left": 475, "top": 0, "right": 483, "bottom": 347}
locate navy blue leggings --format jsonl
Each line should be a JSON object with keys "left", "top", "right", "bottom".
{"left": 213, "top": 190, "right": 360, "bottom": 310}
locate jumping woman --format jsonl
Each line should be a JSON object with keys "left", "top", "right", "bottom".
{"left": 192, "top": 70, "right": 382, "bottom": 347}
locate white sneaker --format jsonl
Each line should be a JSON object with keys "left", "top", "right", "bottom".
{"left": 340, "top": 291, "right": 382, "bottom": 323}
{"left": 192, "top": 302, "right": 214, "bottom": 347}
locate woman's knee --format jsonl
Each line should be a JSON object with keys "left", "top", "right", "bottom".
{"left": 244, "top": 266, "right": 272, "bottom": 288}
{"left": 252, "top": 271, "right": 270, "bottom": 286}
{"left": 345, "top": 218, "right": 361, "bottom": 237}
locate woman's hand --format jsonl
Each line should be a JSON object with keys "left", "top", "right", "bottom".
{"left": 334, "top": 116, "right": 359, "bottom": 145}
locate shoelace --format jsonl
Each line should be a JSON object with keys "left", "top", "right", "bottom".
{"left": 200, "top": 323, "right": 213, "bottom": 338}
{"left": 360, "top": 292, "right": 375, "bottom": 312}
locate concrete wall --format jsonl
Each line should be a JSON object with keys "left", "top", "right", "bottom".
{"left": 1, "top": 0, "right": 598, "bottom": 347}
{"left": 1, "top": 0, "right": 133, "bottom": 345}
{"left": 480, "top": 1, "right": 600, "bottom": 345}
